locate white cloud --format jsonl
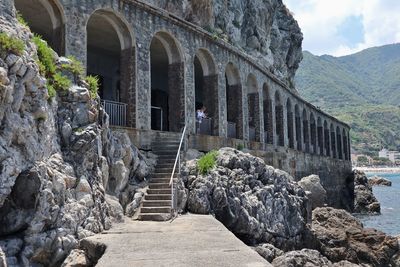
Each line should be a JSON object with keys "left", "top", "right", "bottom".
{"left": 284, "top": 0, "right": 400, "bottom": 56}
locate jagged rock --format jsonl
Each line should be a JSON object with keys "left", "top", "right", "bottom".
{"left": 353, "top": 170, "right": 380, "bottom": 214}
{"left": 61, "top": 249, "right": 91, "bottom": 267}
{"left": 185, "top": 148, "right": 204, "bottom": 161}
{"left": 0, "top": 247, "right": 6, "bottom": 267}
{"left": 271, "top": 249, "right": 332, "bottom": 267}
{"left": 298, "top": 175, "right": 327, "bottom": 210}
{"left": 253, "top": 243, "right": 284, "bottom": 263}
{"left": 183, "top": 147, "right": 309, "bottom": 250}
{"left": 105, "top": 195, "right": 124, "bottom": 223}
{"left": 368, "top": 176, "right": 392, "bottom": 187}
{"left": 311, "top": 207, "right": 399, "bottom": 267}
{"left": 79, "top": 239, "right": 106, "bottom": 265}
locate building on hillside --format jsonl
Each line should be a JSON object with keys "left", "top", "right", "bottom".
{"left": 379, "top": 148, "right": 400, "bottom": 163}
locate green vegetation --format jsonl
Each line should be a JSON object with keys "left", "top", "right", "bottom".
{"left": 357, "top": 155, "right": 368, "bottom": 164}
{"left": 197, "top": 150, "right": 218, "bottom": 175}
{"left": 52, "top": 72, "right": 71, "bottom": 91}
{"left": 0, "top": 32, "right": 25, "bottom": 56}
{"left": 86, "top": 75, "right": 99, "bottom": 99}
{"left": 16, "top": 11, "right": 28, "bottom": 27}
{"left": 236, "top": 143, "right": 244, "bottom": 151}
{"left": 295, "top": 44, "right": 400, "bottom": 154}
{"left": 32, "top": 35, "right": 56, "bottom": 76}
{"left": 61, "top": 56, "right": 84, "bottom": 77}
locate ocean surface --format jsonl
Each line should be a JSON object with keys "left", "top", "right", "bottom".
{"left": 357, "top": 172, "right": 400, "bottom": 236}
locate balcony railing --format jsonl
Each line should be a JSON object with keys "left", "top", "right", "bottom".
{"left": 227, "top": 122, "right": 236, "bottom": 139}
{"left": 101, "top": 100, "right": 127, "bottom": 126}
{"left": 197, "top": 118, "right": 212, "bottom": 135}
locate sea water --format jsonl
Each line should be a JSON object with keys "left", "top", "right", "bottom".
{"left": 357, "top": 173, "right": 400, "bottom": 236}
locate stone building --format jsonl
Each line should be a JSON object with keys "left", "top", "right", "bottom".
{"left": 15, "top": 0, "right": 352, "bottom": 207}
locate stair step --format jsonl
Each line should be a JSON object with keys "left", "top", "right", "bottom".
{"left": 147, "top": 189, "right": 171, "bottom": 194}
{"left": 145, "top": 194, "right": 171, "bottom": 200}
{"left": 154, "top": 151, "right": 177, "bottom": 156}
{"left": 150, "top": 178, "right": 176, "bottom": 183}
{"left": 138, "top": 213, "right": 171, "bottom": 221}
{"left": 152, "top": 173, "right": 178, "bottom": 179}
{"left": 156, "top": 164, "right": 175, "bottom": 169}
{"left": 154, "top": 167, "right": 174, "bottom": 173}
{"left": 142, "top": 200, "right": 172, "bottom": 207}
{"left": 149, "top": 183, "right": 170, "bottom": 189}
{"left": 140, "top": 207, "right": 171, "bottom": 213}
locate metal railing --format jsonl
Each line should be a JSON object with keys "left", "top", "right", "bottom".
{"left": 169, "top": 125, "right": 187, "bottom": 214}
{"left": 101, "top": 100, "right": 127, "bottom": 126}
{"left": 227, "top": 122, "right": 237, "bottom": 138}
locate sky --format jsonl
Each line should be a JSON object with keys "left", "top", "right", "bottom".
{"left": 283, "top": 0, "right": 400, "bottom": 56}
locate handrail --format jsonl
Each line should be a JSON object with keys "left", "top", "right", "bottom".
{"left": 170, "top": 125, "right": 187, "bottom": 187}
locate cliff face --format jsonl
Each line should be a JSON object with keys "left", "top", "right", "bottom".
{"left": 0, "top": 4, "right": 153, "bottom": 266}
{"left": 143, "top": 0, "right": 303, "bottom": 88}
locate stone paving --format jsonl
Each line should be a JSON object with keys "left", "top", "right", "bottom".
{"left": 86, "top": 214, "right": 271, "bottom": 267}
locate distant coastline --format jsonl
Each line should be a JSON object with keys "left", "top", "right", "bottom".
{"left": 355, "top": 167, "right": 400, "bottom": 173}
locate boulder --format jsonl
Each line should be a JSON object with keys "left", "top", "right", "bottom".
{"left": 368, "top": 176, "right": 392, "bottom": 187}
{"left": 61, "top": 249, "right": 91, "bottom": 267}
{"left": 184, "top": 147, "right": 309, "bottom": 250}
{"left": 0, "top": 247, "right": 7, "bottom": 267}
{"left": 253, "top": 243, "right": 284, "bottom": 263}
{"left": 185, "top": 149, "right": 204, "bottom": 161}
{"left": 271, "top": 249, "right": 332, "bottom": 267}
{"left": 311, "top": 207, "right": 399, "bottom": 266}
{"left": 353, "top": 170, "right": 380, "bottom": 214}
{"left": 298, "top": 175, "right": 327, "bottom": 209}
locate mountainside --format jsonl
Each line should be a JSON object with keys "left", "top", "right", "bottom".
{"left": 295, "top": 44, "right": 400, "bottom": 154}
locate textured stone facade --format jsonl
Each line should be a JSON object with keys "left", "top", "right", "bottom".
{"left": 15, "top": 0, "right": 352, "bottom": 201}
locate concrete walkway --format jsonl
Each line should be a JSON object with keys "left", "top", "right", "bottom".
{"left": 86, "top": 214, "right": 271, "bottom": 267}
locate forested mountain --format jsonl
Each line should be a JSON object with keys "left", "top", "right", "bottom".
{"left": 295, "top": 44, "right": 400, "bottom": 154}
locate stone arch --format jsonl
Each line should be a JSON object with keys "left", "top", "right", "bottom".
{"left": 263, "top": 83, "right": 273, "bottom": 144}
{"left": 275, "top": 91, "right": 284, "bottom": 146}
{"left": 310, "top": 113, "right": 317, "bottom": 154}
{"left": 324, "top": 120, "right": 330, "bottom": 156}
{"left": 87, "top": 9, "right": 136, "bottom": 127}
{"left": 336, "top": 126, "right": 343, "bottom": 160}
{"left": 194, "top": 48, "right": 218, "bottom": 135}
{"left": 343, "top": 129, "right": 349, "bottom": 160}
{"left": 302, "top": 109, "right": 309, "bottom": 153}
{"left": 246, "top": 74, "right": 260, "bottom": 142}
{"left": 330, "top": 123, "right": 336, "bottom": 158}
{"left": 295, "top": 105, "right": 302, "bottom": 151}
{"left": 317, "top": 117, "right": 324, "bottom": 155}
{"left": 225, "top": 62, "right": 243, "bottom": 139}
{"left": 150, "top": 31, "right": 185, "bottom": 132}
{"left": 286, "top": 98, "right": 294, "bottom": 149}
{"left": 15, "top": 0, "right": 65, "bottom": 55}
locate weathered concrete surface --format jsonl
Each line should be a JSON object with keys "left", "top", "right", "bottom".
{"left": 86, "top": 215, "right": 271, "bottom": 267}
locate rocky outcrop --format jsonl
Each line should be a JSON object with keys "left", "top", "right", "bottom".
{"left": 183, "top": 147, "right": 309, "bottom": 250}
{"left": 253, "top": 243, "right": 284, "bottom": 263}
{"left": 311, "top": 207, "right": 399, "bottom": 267}
{"left": 298, "top": 175, "right": 327, "bottom": 210}
{"left": 271, "top": 249, "right": 332, "bottom": 267}
{"left": 143, "top": 0, "right": 303, "bottom": 88}
{"left": 353, "top": 170, "right": 380, "bottom": 214}
{"left": 369, "top": 176, "right": 392, "bottom": 187}
{"left": 0, "top": 6, "right": 153, "bottom": 266}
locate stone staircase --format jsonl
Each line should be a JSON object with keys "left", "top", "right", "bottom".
{"left": 137, "top": 137, "right": 179, "bottom": 221}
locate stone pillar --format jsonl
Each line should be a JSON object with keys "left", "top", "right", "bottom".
{"left": 303, "top": 117, "right": 310, "bottom": 153}
{"left": 186, "top": 57, "right": 196, "bottom": 135}
{"left": 218, "top": 72, "right": 227, "bottom": 137}
{"left": 258, "top": 90, "right": 265, "bottom": 143}
{"left": 317, "top": 125, "right": 324, "bottom": 156}
{"left": 120, "top": 47, "right": 136, "bottom": 128}
{"left": 168, "top": 62, "right": 185, "bottom": 132}
{"left": 337, "top": 129, "right": 343, "bottom": 160}
{"left": 286, "top": 107, "right": 294, "bottom": 149}
{"left": 248, "top": 93, "right": 260, "bottom": 142}
{"left": 283, "top": 103, "right": 289, "bottom": 148}
{"left": 324, "top": 126, "right": 330, "bottom": 157}
{"left": 295, "top": 115, "right": 302, "bottom": 151}
{"left": 264, "top": 98, "right": 274, "bottom": 144}
{"left": 203, "top": 75, "right": 219, "bottom": 135}
{"left": 347, "top": 132, "right": 351, "bottom": 161}
{"left": 275, "top": 104, "right": 284, "bottom": 147}
{"left": 310, "top": 120, "right": 316, "bottom": 154}
{"left": 136, "top": 40, "right": 151, "bottom": 130}
{"left": 331, "top": 130, "right": 337, "bottom": 158}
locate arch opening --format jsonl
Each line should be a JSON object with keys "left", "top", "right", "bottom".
{"left": 194, "top": 49, "right": 218, "bottom": 136}
{"left": 317, "top": 117, "right": 324, "bottom": 156}
{"left": 275, "top": 91, "right": 284, "bottom": 146}
{"left": 337, "top": 126, "right": 343, "bottom": 160}
{"left": 330, "top": 124, "right": 336, "bottom": 158}
{"left": 150, "top": 32, "right": 185, "bottom": 132}
{"left": 247, "top": 74, "right": 260, "bottom": 142}
{"left": 310, "top": 114, "right": 317, "bottom": 154}
{"left": 287, "top": 99, "right": 294, "bottom": 149}
{"left": 87, "top": 9, "right": 136, "bottom": 127}
{"left": 263, "top": 84, "right": 273, "bottom": 144}
{"left": 15, "top": 0, "right": 65, "bottom": 55}
{"left": 302, "top": 109, "right": 309, "bottom": 153}
{"left": 225, "top": 63, "right": 243, "bottom": 139}
{"left": 324, "top": 121, "right": 330, "bottom": 156}
{"left": 295, "top": 105, "right": 302, "bottom": 151}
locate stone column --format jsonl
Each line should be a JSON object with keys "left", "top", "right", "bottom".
{"left": 303, "top": 117, "right": 310, "bottom": 153}
{"left": 218, "top": 71, "right": 227, "bottom": 137}
{"left": 168, "top": 62, "right": 185, "bottom": 132}
{"left": 248, "top": 93, "right": 261, "bottom": 142}
{"left": 186, "top": 57, "right": 196, "bottom": 135}
{"left": 283, "top": 102, "right": 289, "bottom": 148}
{"left": 258, "top": 89, "right": 265, "bottom": 143}
{"left": 136, "top": 40, "right": 152, "bottom": 130}
{"left": 120, "top": 47, "right": 136, "bottom": 128}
